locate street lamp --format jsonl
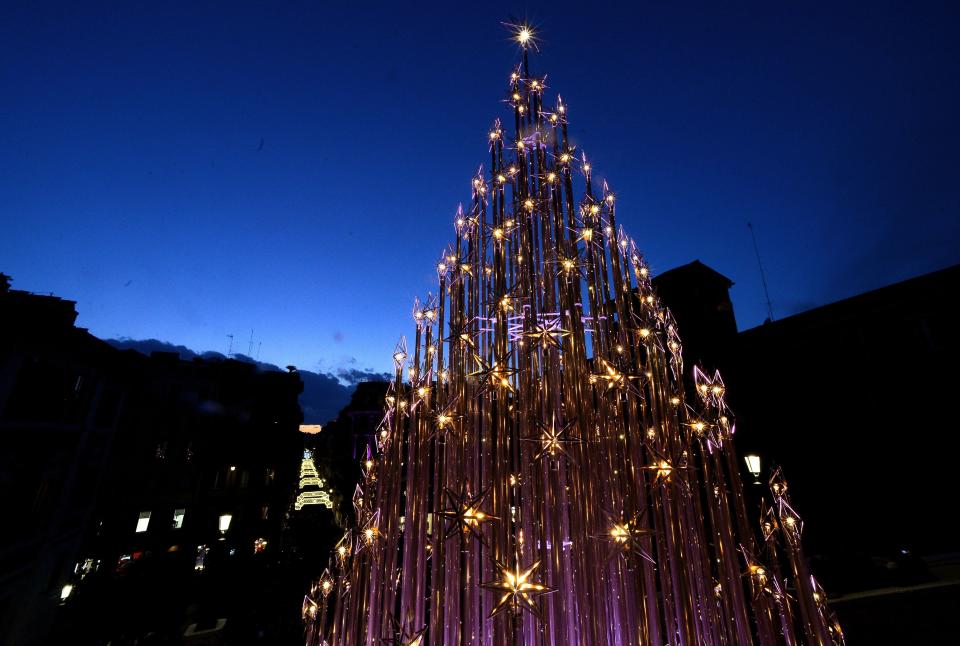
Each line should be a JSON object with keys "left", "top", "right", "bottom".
{"left": 219, "top": 514, "right": 233, "bottom": 533}
{"left": 744, "top": 454, "right": 762, "bottom": 484}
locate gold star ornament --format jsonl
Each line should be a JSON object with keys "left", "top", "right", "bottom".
{"left": 480, "top": 556, "right": 555, "bottom": 620}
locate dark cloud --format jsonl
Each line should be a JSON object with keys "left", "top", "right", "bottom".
{"left": 335, "top": 367, "right": 392, "bottom": 386}
{"left": 297, "top": 370, "right": 355, "bottom": 425}
{"left": 105, "top": 338, "right": 369, "bottom": 424}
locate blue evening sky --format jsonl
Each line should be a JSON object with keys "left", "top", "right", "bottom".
{"left": 2, "top": 1, "right": 958, "bottom": 374}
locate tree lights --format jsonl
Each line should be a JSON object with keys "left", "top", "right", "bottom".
{"left": 305, "top": 26, "right": 840, "bottom": 646}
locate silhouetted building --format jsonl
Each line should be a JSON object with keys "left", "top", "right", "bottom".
{"left": 656, "top": 263, "right": 959, "bottom": 555}
{"left": 731, "top": 265, "right": 958, "bottom": 560}
{"left": 0, "top": 274, "right": 128, "bottom": 645}
{"left": 0, "top": 274, "right": 307, "bottom": 644}
{"left": 655, "top": 262, "right": 960, "bottom": 643}
{"left": 652, "top": 260, "right": 738, "bottom": 373}
{"left": 56, "top": 354, "right": 304, "bottom": 643}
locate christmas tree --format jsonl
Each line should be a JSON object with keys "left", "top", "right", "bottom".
{"left": 303, "top": 25, "right": 843, "bottom": 646}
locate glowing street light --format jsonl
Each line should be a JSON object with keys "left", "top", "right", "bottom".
{"left": 219, "top": 513, "right": 233, "bottom": 533}
{"left": 744, "top": 454, "right": 762, "bottom": 484}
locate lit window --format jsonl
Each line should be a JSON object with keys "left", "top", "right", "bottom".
{"left": 135, "top": 511, "right": 151, "bottom": 533}
{"left": 219, "top": 514, "right": 232, "bottom": 533}
{"left": 172, "top": 508, "right": 185, "bottom": 529}
{"left": 60, "top": 584, "right": 73, "bottom": 601}
{"left": 194, "top": 545, "right": 209, "bottom": 571}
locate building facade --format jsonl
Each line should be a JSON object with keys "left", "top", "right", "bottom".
{"left": 0, "top": 274, "right": 307, "bottom": 644}
{"left": 0, "top": 274, "right": 127, "bottom": 645}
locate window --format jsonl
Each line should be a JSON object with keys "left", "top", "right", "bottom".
{"left": 172, "top": 508, "right": 185, "bottom": 529}
{"left": 194, "top": 545, "right": 209, "bottom": 571}
{"left": 135, "top": 511, "right": 151, "bottom": 533}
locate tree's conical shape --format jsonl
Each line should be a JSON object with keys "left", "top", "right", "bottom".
{"left": 303, "top": 27, "right": 843, "bottom": 646}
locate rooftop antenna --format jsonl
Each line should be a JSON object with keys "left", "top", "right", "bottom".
{"left": 256, "top": 341, "right": 262, "bottom": 361}
{"left": 226, "top": 334, "right": 234, "bottom": 356}
{"left": 747, "top": 222, "right": 775, "bottom": 322}
{"left": 247, "top": 329, "right": 254, "bottom": 357}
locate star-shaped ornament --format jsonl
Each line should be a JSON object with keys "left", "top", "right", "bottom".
{"left": 444, "top": 321, "right": 476, "bottom": 351}
{"left": 427, "top": 398, "right": 461, "bottom": 442}
{"left": 487, "top": 217, "right": 519, "bottom": 246}
{"left": 482, "top": 280, "right": 526, "bottom": 319}
{"left": 595, "top": 508, "right": 655, "bottom": 569}
{"left": 410, "top": 371, "right": 434, "bottom": 413}
{"left": 554, "top": 250, "right": 586, "bottom": 280}
{"left": 522, "top": 415, "right": 577, "bottom": 463}
{"left": 437, "top": 484, "right": 497, "bottom": 544}
{"left": 591, "top": 358, "right": 643, "bottom": 399}
{"left": 381, "top": 613, "right": 426, "bottom": 646}
{"left": 642, "top": 448, "right": 687, "bottom": 486}
{"left": 480, "top": 555, "right": 554, "bottom": 621}
{"left": 525, "top": 318, "right": 569, "bottom": 351}
{"left": 468, "top": 354, "right": 518, "bottom": 396}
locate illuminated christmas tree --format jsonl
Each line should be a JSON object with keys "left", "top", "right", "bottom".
{"left": 303, "top": 25, "right": 843, "bottom": 646}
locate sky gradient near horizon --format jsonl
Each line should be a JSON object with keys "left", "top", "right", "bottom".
{"left": 3, "top": 1, "right": 958, "bottom": 374}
